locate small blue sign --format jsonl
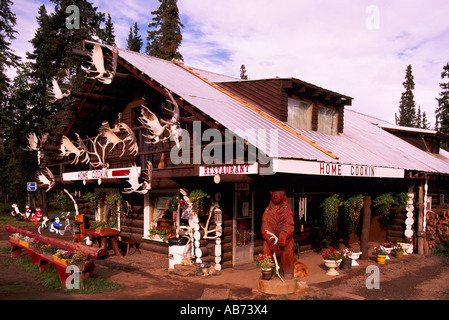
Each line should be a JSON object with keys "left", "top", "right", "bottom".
{"left": 27, "top": 182, "right": 37, "bottom": 192}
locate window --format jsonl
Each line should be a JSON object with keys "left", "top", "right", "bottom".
{"left": 317, "top": 105, "right": 338, "bottom": 135}
{"left": 287, "top": 98, "right": 312, "bottom": 130}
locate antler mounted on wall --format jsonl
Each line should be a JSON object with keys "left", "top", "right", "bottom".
{"left": 22, "top": 132, "right": 48, "bottom": 165}
{"left": 86, "top": 43, "right": 118, "bottom": 85}
{"left": 37, "top": 167, "right": 55, "bottom": 192}
{"left": 200, "top": 204, "right": 223, "bottom": 240}
{"left": 122, "top": 162, "right": 153, "bottom": 194}
{"left": 138, "top": 88, "right": 181, "bottom": 148}
{"left": 59, "top": 135, "right": 89, "bottom": 165}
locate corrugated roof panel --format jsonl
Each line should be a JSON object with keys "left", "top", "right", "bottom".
{"left": 115, "top": 47, "right": 449, "bottom": 175}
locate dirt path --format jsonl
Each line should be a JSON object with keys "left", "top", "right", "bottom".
{"left": 1, "top": 226, "right": 449, "bottom": 301}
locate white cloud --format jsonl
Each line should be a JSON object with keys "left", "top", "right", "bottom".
{"left": 178, "top": 0, "right": 449, "bottom": 125}
{"left": 8, "top": 0, "right": 449, "bottom": 126}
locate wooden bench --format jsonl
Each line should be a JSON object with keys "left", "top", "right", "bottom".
{"left": 5, "top": 225, "right": 106, "bottom": 288}
{"left": 120, "top": 237, "right": 141, "bottom": 256}
{"left": 8, "top": 240, "right": 94, "bottom": 288}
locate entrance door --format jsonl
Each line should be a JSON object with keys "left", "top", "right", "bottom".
{"left": 232, "top": 187, "right": 254, "bottom": 266}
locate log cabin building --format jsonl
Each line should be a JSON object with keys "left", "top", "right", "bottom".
{"left": 38, "top": 41, "right": 449, "bottom": 268}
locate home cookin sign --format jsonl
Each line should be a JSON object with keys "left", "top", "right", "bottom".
{"left": 62, "top": 167, "right": 140, "bottom": 181}
{"left": 273, "top": 159, "right": 404, "bottom": 178}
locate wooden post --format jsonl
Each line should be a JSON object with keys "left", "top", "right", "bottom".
{"left": 360, "top": 194, "right": 371, "bottom": 260}
{"left": 40, "top": 189, "right": 48, "bottom": 216}
{"left": 417, "top": 182, "right": 424, "bottom": 255}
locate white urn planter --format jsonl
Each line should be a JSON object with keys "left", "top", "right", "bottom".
{"left": 384, "top": 247, "right": 393, "bottom": 260}
{"left": 350, "top": 252, "right": 362, "bottom": 266}
{"left": 398, "top": 242, "right": 412, "bottom": 255}
{"left": 324, "top": 259, "right": 342, "bottom": 276}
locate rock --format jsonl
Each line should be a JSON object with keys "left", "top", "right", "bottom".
{"left": 171, "top": 264, "right": 202, "bottom": 276}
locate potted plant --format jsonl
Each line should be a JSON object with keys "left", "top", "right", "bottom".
{"left": 340, "top": 248, "right": 353, "bottom": 270}
{"left": 148, "top": 226, "right": 175, "bottom": 242}
{"left": 373, "top": 193, "right": 395, "bottom": 227}
{"left": 321, "top": 194, "right": 341, "bottom": 239}
{"left": 53, "top": 249, "right": 73, "bottom": 266}
{"left": 321, "top": 248, "right": 342, "bottom": 275}
{"left": 83, "top": 192, "right": 99, "bottom": 209}
{"left": 398, "top": 237, "right": 412, "bottom": 255}
{"left": 381, "top": 241, "right": 394, "bottom": 259}
{"left": 342, "top": 194, "right": 365, "bottom": 235}
{"left": 350, "top": 250, "right": 362, "bottom": 266}
{"left": 68, "top": 251, "right": 89, "bottom": 271}
{"left": 255, "top": 253, "right": 275, "bottom": 280}
{"left": 189, "top": 189, "right": 211, "bottom": 216}
{"left": 375, "top": 246, "right": 387, "bottom": 264}
{"left": 393, "top": 244, "right": 404, "bottom": 258}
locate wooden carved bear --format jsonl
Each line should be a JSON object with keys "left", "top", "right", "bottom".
{"left": 261, "top": 189, "right": 295, "bottom": 279}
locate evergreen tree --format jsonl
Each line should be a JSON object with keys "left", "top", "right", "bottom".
{"left": 146, "top": 0, "right": 183, "bottom": 61}
{"left": 101, "top": 13, "right": 115, "bottom": 45}
{"left": 0, "top": 0, "right": 20, "bottom": 102}
{"left": 397, "top": 64, "right": 417, "bottom": 127}
{"left": 2, "top": 64, "right": 38, "bottom": 204}
{"left": 436, "top": 62, "right": 449, "bottom": 150}
{"left": 0, "top": 0, "right": 20, "bottom": 202}
{"left": 421, "top": 111, "right": 430, "bottom": 129}
{"left": 127, "top": 22, "right": 143, "bottom": 52}
{"left": 26, "top": 1, "right": 107, "bottom": 133}
{"left": 240, "top": 64, "right": 248, "bottom": 80}
{"left": 416, "top": 106, "right": 422, "bottom": 128}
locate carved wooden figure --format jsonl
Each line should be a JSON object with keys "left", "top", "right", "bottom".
{"left": 261, "top": 190, "right": 295, "bottom": 280}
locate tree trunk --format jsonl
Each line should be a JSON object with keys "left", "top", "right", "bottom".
{"left": 360, "top": 194, "right": 371, "bottom": 260}
{"left": 5, "top": 225, "right": 108, "bottom": 258}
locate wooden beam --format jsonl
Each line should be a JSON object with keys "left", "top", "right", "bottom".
{"left": 70, "top": 91, "right": 126, "bottom": 103}
{"left": 360, "top": 194, "right": 371, "bottom": 260}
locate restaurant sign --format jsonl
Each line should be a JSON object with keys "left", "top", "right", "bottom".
{"left": 273, "top": 159, "right": 404, "bottom": 178}
{"left": 62, "top": 167, "right": 141, "bottom": 181}
{"left": 199, "top": 163, "right": 259, "bottom": 177}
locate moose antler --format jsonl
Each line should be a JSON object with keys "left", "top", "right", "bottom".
{"left": 200, "top": 205, "right": 222, "bottom": 239}
{"left": 265, "top": 230, "right": 284, "bottom": 282}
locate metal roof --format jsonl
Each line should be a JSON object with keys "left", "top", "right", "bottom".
{"left": 112, "top": 45, "right": 449, "bottom": 175}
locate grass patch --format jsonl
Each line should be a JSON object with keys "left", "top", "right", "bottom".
{"left": 0, "top": 200, "right": 76, "bottom": 228}
{"left": 2, "top": 249, "right": 124, "bottom": 295}
{"left": 432, "top": 240, "right": 449, "bottom": 257}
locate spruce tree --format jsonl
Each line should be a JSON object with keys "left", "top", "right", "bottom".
{"left": 416, "top": 106, "right": 422, "bottom": 128}
{"left": 397, "top": 64, "right": 417, "bottom": 127}
{"left": 0, "top": 0, "right": 20, "bottom": 202}
{"left": 421, "top": 111, "right": 430, "bottom": 129}
{"left": 0, "top": 0, "right": 20, "bottom": 102}
{"left": 127, "top": 22, "right": 143, "bottom": 52}
{"left": 240, "top": 64, "right": 248, "bottom": 80}
{"left": 436, "top": 62, "right": 449, "bottom": 150}
{"left": 146, "top": 0, "right": 183, "bottom": 61}
{"left": 27, "top": 1, "right": 107, "bottom": 133}
{"left": 101, "top": 13, "right": 115, "bottom": 46}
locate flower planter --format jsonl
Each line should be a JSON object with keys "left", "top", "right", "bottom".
{"left": 324, "top": 259, "right": 341, "bottom": 276}
{"left": 261, "top": 268, "right": 273, "bottom": 280}
{"left": 150, "top": 234, "right": 164, "bottom": 242}
{"left": 18, "top": 240, "right": 30, "bottom": 248}
{"left": 395, "top": 251, "right": 404, "bottom": 258}
{"left": 52, "top": 255, "right": 70, "bottom": 266}
{"left": 350, "top": 252, "right": 362, "bottom": 266}
{"left": 340, "top": 259, "right": 352, "bottom": 270}
{"left": 376, "top": 254, "right": 386, "bottom": 264}
{"left": 384, "top": 247, "right": 393, "bottom": 260}
{"left": 398, "top": 242, "right": 411, "bottom": 255}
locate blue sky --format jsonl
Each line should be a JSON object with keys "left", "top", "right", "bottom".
{"left": 9, "top": 0, "right": 449, "bottom": 126}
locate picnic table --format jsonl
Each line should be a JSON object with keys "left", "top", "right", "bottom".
{"left": 85, "top": 227, "right": 123, "bottom": 257}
